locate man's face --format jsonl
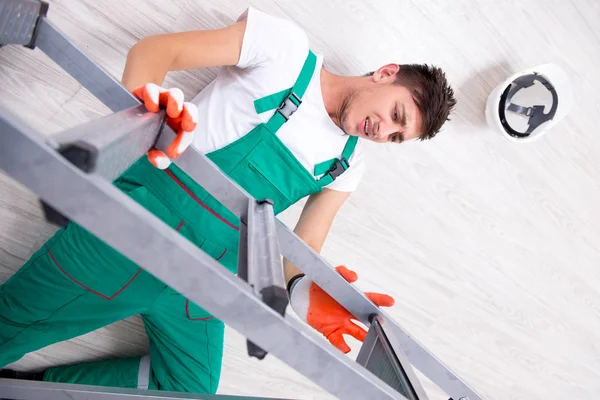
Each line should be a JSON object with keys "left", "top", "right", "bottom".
{"left": 340, "top": 65, "right": 423, "bottom": 144}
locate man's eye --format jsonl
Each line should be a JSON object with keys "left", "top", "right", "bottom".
{"left": 393, "top": 109, "right": 398, "bottom": 121}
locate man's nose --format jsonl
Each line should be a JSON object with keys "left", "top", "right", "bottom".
{"left": 374, "top": 120, "right": 390, "bottom": 139}
{"left": 374, "top": 121, "right": 384, "bottom": 138}
{"left": 379, "top": 119, "right": 401, "bottom": 140}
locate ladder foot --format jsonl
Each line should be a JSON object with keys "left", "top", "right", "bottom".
{"left": 40, "top": 200, "right": 70, "bottom": 226}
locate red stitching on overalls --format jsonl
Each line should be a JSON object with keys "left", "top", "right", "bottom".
{"left": 177, "top": 221, "right": 227, "bottom": 259}
{"left": 186, "top": 245, "right": 225, "bottom": 320}
{"left": 49, "top": 250, "right": 141, "bottom": 300}
{"left": 185, "top": 299, "right": 215, "bottom": 321}
{"left": 178, "top": 219, "right": 221, "bottom": 321}
{"left": 164, "top": 170, "right": 239, "bottom": 231}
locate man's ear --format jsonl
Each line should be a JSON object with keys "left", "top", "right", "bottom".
{"left": 371, "top": 64, "right": 400, "bottom": 82}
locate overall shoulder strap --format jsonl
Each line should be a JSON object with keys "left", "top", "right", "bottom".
{"left": 252, "top": 49, "right": 357, "bottom": 188}
{"left": 253, "top": 50, "right": 317, "bottom": 133}
{"left": 314, "top": 136, "right": 358, "bottom": 187}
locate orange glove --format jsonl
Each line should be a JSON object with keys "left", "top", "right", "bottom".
{"left": 132, "top": 83, "right": 198, "bottom": 169}
{"left": 289, "top": 266, "right": 395, "bottom": 353}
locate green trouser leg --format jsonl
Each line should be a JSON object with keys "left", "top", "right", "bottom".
{"left": 0, "top": 225, "right": 161, "bottom": 367}
{"left": 0, "top": 165, "right": 229, "bottom": 394}
{"left": 43, "top": 357, "right": 147, "bottom": 389}
{"left": 0, "top": 222, "right": 225, "bottom": 393}
{"left": 1, "top": 47, "right": 333, "bottom": 391}
{"left": 42, "top": 286, "right": 224, "bottom": 393}
{"left": 142, "top": 286, "right": 224, "bottom": 393}
{"left": 2, "top": 46, "right": 354, "bottom": 393}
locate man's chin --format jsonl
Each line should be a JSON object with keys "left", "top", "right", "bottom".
{"left": 342, "top": 122, "right": 359, "bottom": 137}
{"left": 339, "top": 119, "right": 354, "bottom": 136}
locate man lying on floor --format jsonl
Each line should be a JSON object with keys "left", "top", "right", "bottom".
{"left": 0, "top": 7, "right": 456, "bottom": 394}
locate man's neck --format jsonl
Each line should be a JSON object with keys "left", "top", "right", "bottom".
{"left": 320, "top": 67, "right": 362, "bottom": 129}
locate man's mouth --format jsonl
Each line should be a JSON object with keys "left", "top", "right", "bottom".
{"left": 363, "top": 117, "right": 371, "bottom": 137}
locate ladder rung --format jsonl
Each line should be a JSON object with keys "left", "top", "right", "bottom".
{"left": 239, "top": 198, "right": 289, "bottom": 359}
{"left": 357, "top": 316, "right": 429, "bottom": 400}
{"left": 247, "top": 199, "right": 287, "bottom": 307}
{"left": 49, "top": 104, "right": 164, "bottom": 181}
{"left": 0, "top": 0, "right": 45, "bottom": 47}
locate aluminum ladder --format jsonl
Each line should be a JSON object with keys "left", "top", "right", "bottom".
{"left": 0, "top": 1, "right": 484, "bottom": 399}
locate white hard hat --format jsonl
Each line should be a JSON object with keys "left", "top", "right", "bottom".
{"left": 485, "top": 63, "right": 573, "bottom": 143}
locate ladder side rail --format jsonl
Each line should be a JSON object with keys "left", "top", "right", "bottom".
{"left": 0, "top": 378, "right": 290, "bottom": 400}
{"left": 35, "top": 17, "right": 140, "bottom": 112}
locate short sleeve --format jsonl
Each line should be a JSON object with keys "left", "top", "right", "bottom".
{"left": 323, "top": 142, "right": 366, "bottom": 193}
{"left": 236, "top": 7, "right": 309, "bottom": 70}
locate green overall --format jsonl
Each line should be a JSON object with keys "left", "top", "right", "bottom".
{"left": 0, "top": 50, "right": 357, "bottom": 394}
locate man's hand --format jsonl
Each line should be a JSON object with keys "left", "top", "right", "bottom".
{"left": 289, "top": 265, "right": 395, "bottom": 353}
{"left": 132, "top": 83, "right": 198, "bottom": 169}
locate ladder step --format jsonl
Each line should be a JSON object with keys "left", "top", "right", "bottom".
{"left": 357, "top": 316, "right": 429, "bottom": 400}
{"left": 50, "top": 104, "right": 164, "bottom": 181}
{"left": 37, "top": 104, "right": 164, "bottom": 225}
{"left": 0, "top": 0, "right": 46, "bottom": 48}
{"left": 238, "top": 198, "right": 289, "bottom": 359}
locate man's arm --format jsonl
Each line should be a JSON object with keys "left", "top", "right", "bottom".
{"left": 284, "top": 188, "right": 351, "bottom": 285}
{"left": 121, "top": 20, "right": 247, "bottom": 90}
{"left": 120, "top": 16, "right": 350, "bottom": 284}
{"left": 285, "top": 188, "right": 395, "bottom": 353}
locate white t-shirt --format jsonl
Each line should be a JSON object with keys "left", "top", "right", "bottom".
{"left": 189, "top": 7, "right": 365, "bottom": 192}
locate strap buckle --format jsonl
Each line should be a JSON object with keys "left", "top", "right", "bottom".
{"left": 276, "top": 92, "right": 302, "bottom": 121}
{"left": 326, "top": 157, "right": 348, "bottom": 180}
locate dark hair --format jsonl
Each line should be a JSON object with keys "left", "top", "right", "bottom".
{"left": 366, "top": 64, "right": 456, "bottom": 140}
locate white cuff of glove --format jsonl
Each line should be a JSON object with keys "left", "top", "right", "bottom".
{"left": 288, "top": 276, "right": 310, "bottom": 321}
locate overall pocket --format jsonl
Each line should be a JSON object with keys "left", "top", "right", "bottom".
{"left": 177, "top": 223, "right": 238, "bottom": 274}
{"left": 51, "top": 185, "right": 183, "bottom": 300}
{"left": 185, "top": 298, "right": 215, "bottom": 321}
{"left": 227, "top": 144, "right": 293, "bottom": 213}
{"left": 247, "top": 163, "right": 290, "bottom": 204}
{"left": 177, "top": 224, "right": 238, "bottom": 320}
{"left": 51, "top": 223, "right": 144, "bottom": 300}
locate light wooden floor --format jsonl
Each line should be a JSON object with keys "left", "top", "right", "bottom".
{"left": 1, "top": 0, "right": 600, "bottom": 399}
